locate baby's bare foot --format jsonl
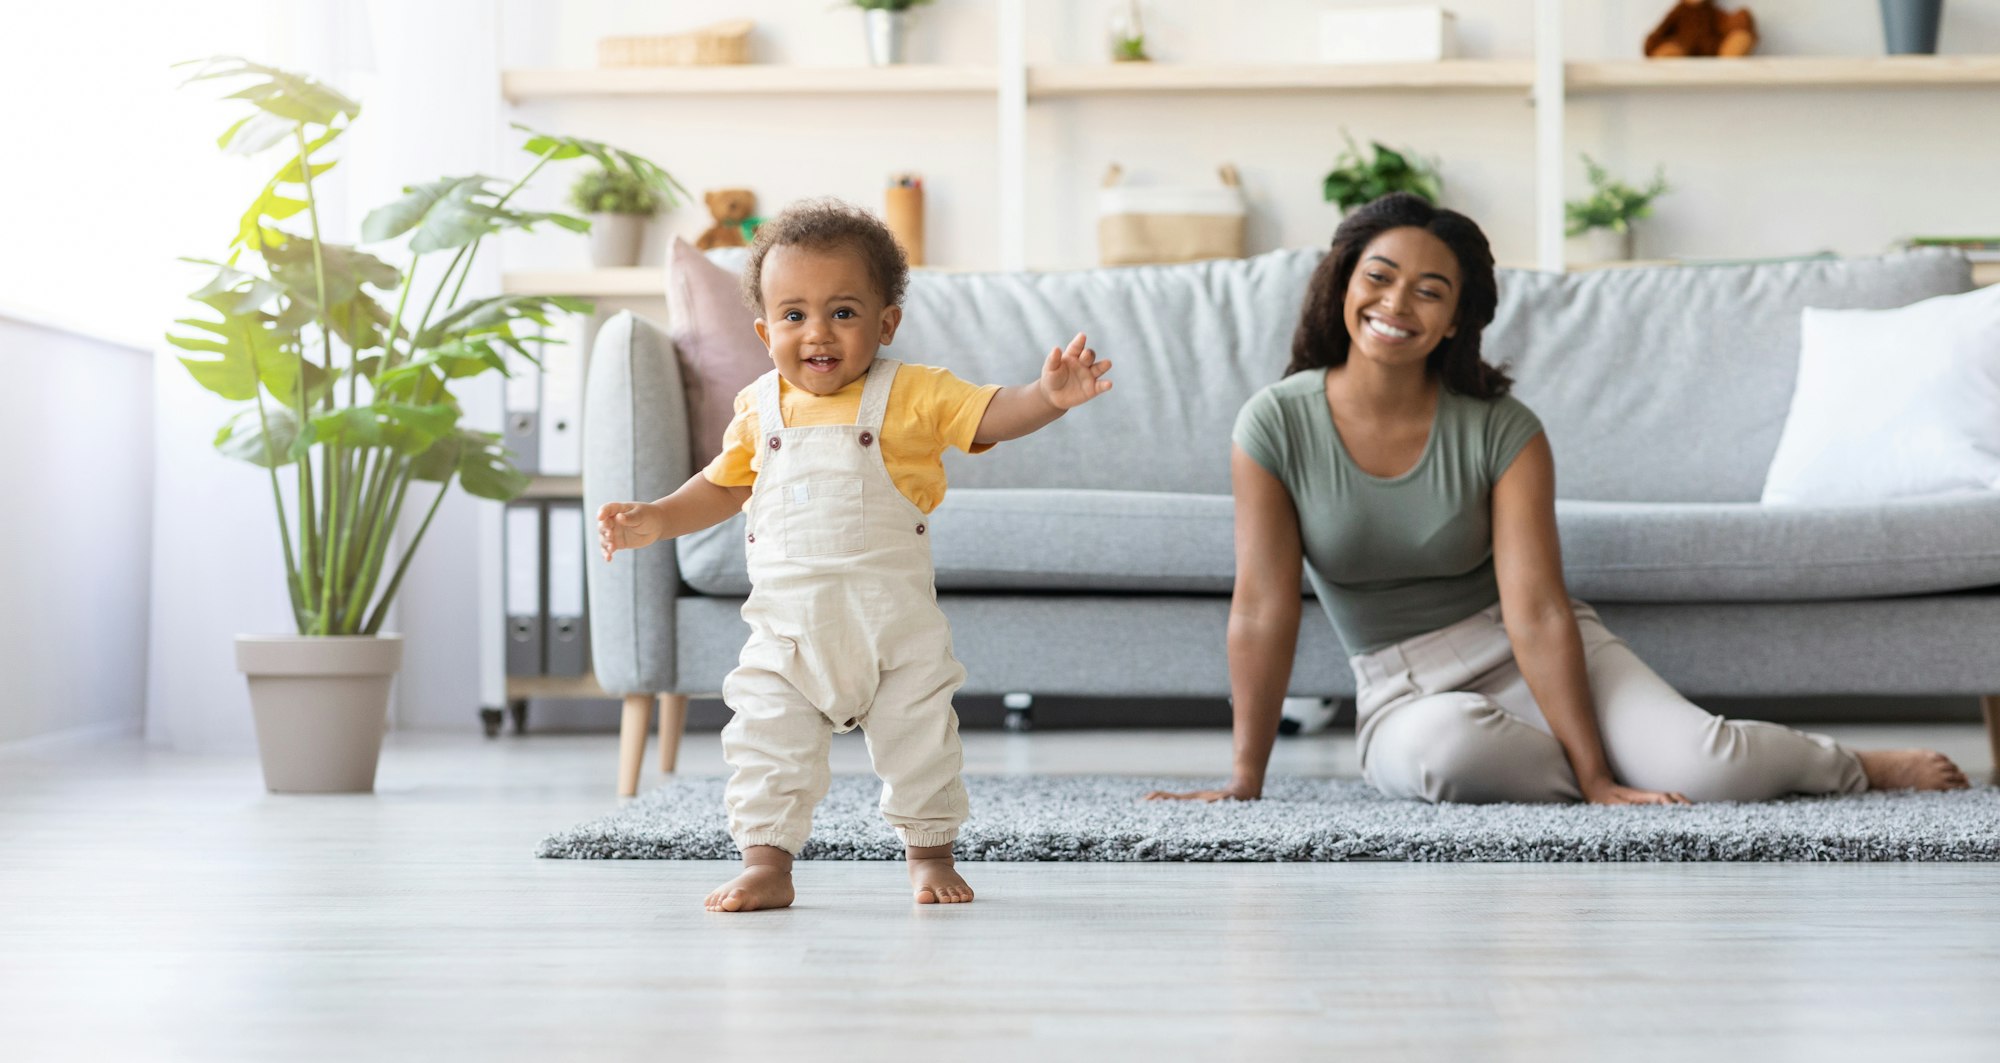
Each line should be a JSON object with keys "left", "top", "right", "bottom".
{"left": 704, "top": 865, "right": 794, "bottom": 913}
{"left": 908, "top": 857, "right": 974, "bottom": 905}
{"left": 1857, "top": 749, "right": 1970, "bottom": 792}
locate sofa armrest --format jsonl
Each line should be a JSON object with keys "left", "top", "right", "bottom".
{"left": 582, "top": 311, "right": 689, "bottom": 694}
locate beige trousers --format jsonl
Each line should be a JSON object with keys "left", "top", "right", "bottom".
{"left": 721, "top": 359, "right": 969, "bottom": 854}
{"left": 1351, "top": 600, "right": 1869, "bottom": 803}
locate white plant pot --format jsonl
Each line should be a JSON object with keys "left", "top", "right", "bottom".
{"left": 589, "top": 213, "right": 647, "bottom": 268}
{"left": 236, "top": 634, "right": 402, "bottom": 793}
{"left": 1567, "top": 226, "right": 1636, "bottom": 265}
{"left": 865, "top": 9, "right": 909, "bottom": 65}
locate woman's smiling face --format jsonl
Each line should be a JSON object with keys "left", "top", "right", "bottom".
{"left": 753, "top": 243, "right": 901, "bottom": 396}
{"left": 1342, "top": 226, "right": 1462, "bottom": 371}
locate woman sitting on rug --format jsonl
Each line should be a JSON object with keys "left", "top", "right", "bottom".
{"left": 1150, "top": 194, "right": 1968, "bottom": 806}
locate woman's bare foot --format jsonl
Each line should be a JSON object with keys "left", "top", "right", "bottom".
{"left": 907, "top": 843, "right": 974, "bottom": 905}
{"left": 1857, "top": 749, "right": 1971, "bottom": 792}
{"left": 705, "top": 846, "right": 794, "bottom": 913}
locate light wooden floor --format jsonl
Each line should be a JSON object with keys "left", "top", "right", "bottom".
{"left": 2, "top": 724, "right": 1997, "bottom": 1062}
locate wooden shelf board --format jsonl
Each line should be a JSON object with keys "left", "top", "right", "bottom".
{"left": 519, "top": 475, "right": 583, "bottom": 500}
{"left": 1568, "top": 55, "right": 2000, "bottom": 91}
{"left": 504, "top": 65, "right": 997, "bottom": 100}
{"left": 1974, "top": 261, "right": 2000, "bottom": 287}
{"left": 502, "top": 267, "right": 663, "bottom": 296}
{"left": 1028, "top": 60, "right": 1535, "bottom": 96}
{"left": 506, "top": 673, "right": 606, "bottom": 698}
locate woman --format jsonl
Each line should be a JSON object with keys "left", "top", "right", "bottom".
{"left": 1152, "top": 194, "right": 1968, "bottom": 806}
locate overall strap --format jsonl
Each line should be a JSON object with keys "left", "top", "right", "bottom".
{"left": 856, "top": 358, "right": 900, "bottom": 430}
{"left": 753, "top": 369, "right": 784, "bottom": 441}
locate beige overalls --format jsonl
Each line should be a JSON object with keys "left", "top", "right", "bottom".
{"left": 719, "top": 358, "right": 970, "bottom": 855}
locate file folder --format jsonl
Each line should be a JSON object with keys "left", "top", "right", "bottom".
{"left": 504, "top": 502, "right": 545, "bottom": 676}
{"left": 544, "top": 500, "right": 590, "bottom": 677}
{"left": 538, "top": 315, "right": 586, "bottom": 477}
{"left": 503, "top": 342, "right": 541, "bottom": 476}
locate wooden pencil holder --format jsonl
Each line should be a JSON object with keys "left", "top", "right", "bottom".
{"left": 884, "top": 185, "right": 925, "bottom": 267}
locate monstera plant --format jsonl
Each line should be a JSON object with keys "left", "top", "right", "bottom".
{"left": 169, "top": 57, "right": 684, "bottom": 792}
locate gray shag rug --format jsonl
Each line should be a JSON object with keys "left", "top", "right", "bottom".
{"left": 537, "top": 775, "right": 2000, "bottom": 862}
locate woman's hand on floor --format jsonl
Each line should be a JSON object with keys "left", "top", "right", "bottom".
{"left": 1582, "top": 780, "right": 1691, "bottom": 806}
{"left": 1144, "top": 782, "right": 1261, "bottom": 803}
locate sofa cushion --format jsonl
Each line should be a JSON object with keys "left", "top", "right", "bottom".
{"left": 1486, "top": 248, "right": 1973, "bottom": 503}
{"left": 678, "top": 487, "right": 2000, "bottom": 604}
{"left": 665, "top": 239, "right": 765, "bottom": 468}
{"left": 1556, "top": 491, "right": 2000, "bottom": 602}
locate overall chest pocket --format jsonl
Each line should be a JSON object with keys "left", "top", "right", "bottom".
{"left": 781, "top": 476, "right": 865, "bottom": 557}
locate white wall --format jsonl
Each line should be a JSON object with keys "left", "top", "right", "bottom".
{"left": 495, "top": 0, "right": 2000, "bottom": 272}
{"left": 0, "top": 319, "right": 154, "bottom": 746}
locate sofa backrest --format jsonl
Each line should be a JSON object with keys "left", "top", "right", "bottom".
{"left": 902, "top": 249, "right": 1324, "bottom": 496}
{"left": 1486, "top": 248, "right": 1972, "bottom": 502}
{"left": 739, "top": 246, "right": 1971, "bottom": 502}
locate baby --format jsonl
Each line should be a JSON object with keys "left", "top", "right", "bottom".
{"left": 598, "top": 198, "right": 1112, "bottom": 912}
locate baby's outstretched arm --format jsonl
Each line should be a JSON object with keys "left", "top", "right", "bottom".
{"left": 973, "top": 332, "right": 1113, "bottom": 444}
{"left": 597, "top": 472, "right": 751, "bottom": 562}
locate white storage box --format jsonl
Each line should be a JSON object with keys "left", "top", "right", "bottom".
{"left": 1319, "top": 6, "right": 1457, "bottom": 65}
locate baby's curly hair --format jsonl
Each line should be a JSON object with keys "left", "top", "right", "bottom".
{"left": 741, "top": 197, "right": 910, "bottom": 312}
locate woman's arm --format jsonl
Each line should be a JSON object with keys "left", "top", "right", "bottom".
{"left": 1492, "top": 434, "right": 1687, "bottom": 805}
{"left": 1147, "top": 445, "right": 1303, "bottom": 801}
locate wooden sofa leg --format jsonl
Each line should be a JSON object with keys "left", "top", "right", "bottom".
{"left": 618, "top": 694, "right": 651, "bottom": 798}
{"left": 1982, "top": 695, "right": 2000, "bottom": 785}
{"left": 658, "top": 694, "right": 689, "bottom": 774}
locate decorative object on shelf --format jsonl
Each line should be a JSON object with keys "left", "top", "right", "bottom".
{"left": 569, "top": 166, "right": 660, "bottom": 268}
{"left": 1320, "top": 5, "right": 1457, "bottom": 64}
{"left": 1644, "top": 0, "right": 1758, "bottom": 58}
{"left": 170, "top": 57, "right": 681, "bottom": 792}
{"left": 1880, "top": 0, "right": 1945, "bottom": 55}
{"left": 597, "top": 18, "right": 754, "bottom": 67}
{"left": 850, "top": 0, "right": 933, "bottom": 66}
{"left": 696, "top": 188, "right": 758, "bottom": 251}
{"left": 1097, "top": 163, "right": 1247, "bottom": 266}
{"left": 1109, "top": 0, "right": 1150, "bottom": 62}
{"left": 1565, "top": 154, "right": 1670, "bottom": 263}
{"left": 1322, "top": 131, "right": 1442, "bottom": 216}
{"left": 884, "top": 173, "right": 926, "bottom": 267}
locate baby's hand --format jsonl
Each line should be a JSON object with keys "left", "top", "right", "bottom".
{"left": 1038, "top": 332, "right": 1113, "bottom": 410}
{"left": 596, "top": 501, "right": 664, "bottom": 562}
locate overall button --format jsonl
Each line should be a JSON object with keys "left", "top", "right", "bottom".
{"left": 768, "top": 436, "right": 781, "bottom": 450}
{"left": 915, "top": 523, "right": 926, "bottom": 535}
{"left": 858, "top": 430, "right": 873, "bottom": 447}
{"left": 746, "top": 533, "right": 755, "bottom": 544}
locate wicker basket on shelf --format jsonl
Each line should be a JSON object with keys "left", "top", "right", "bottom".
{"left": 598, "top": 19, "right": 753, "bottom": 67}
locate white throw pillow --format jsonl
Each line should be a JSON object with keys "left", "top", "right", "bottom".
{"left": 1761, "top": 283, "right": 2000, "bottom": 505}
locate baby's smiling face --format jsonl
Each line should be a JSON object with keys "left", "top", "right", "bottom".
{"left": 752, "top": 243, "right": 902, "bottom": 397}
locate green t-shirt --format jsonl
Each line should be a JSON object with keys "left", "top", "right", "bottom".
{"left": 1232, "top": 368, "right": 1545, "bottom": 656}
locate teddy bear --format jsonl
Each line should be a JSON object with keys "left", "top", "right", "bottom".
{"left": 1644, "top": 0, "right": 1758, "bottom": 58}
{"left": 696, "top": 188, "right": 757, "bottom": 251}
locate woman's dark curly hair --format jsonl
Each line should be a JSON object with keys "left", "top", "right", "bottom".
{"left": 1286, "top": 192, "right": 1511, "bottom": 399}
{"left": 741, "top": 197, "right": 909, "bottom": 312}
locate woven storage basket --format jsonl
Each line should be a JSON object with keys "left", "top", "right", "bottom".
{"left": 598, "top": 19, "right": 752, "bottom": 67}
{"left": 1097, "top": 164, "right": 1247, "bottom": 266}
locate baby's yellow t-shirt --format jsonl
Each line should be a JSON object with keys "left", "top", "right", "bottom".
{"left": 701, "top": 362, "right": 1002, "bottom": 514}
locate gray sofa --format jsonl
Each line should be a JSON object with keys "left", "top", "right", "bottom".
{"left": 583, "top": 246, "right": 2000, "bottom": 786}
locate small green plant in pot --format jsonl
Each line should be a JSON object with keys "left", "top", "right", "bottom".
{"left": 169, "top": 57, "right": 683, "bottom": 792}
{"left": 1322, "top": 130, "right": 1443, "bottom": 215}
{"left": 570, "top": 166, "right": 663, "bottom": 268}
{"left": 1565, "top": 154, "right": 1669, "bottom": 263}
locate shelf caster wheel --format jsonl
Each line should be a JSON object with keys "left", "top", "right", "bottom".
{"left": 1002, "top": 692, "right": 1034, "bottom": 733}
{"left": 479, "top": 706, "right": 504, "bottom": 739}
{"left": 509, "top": 699, "right": 529, "bottom": 736}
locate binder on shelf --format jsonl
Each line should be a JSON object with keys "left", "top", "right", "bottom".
{"left": 504, "top": 502, "right": 546, "bottom": 676}
{"left": 503, "top": 342, "right": 542, "bottom": 476}
{"left": 544, "top": 500, "right": 590, "bottom": 677}
{"left": 537, "top": 315, "right": 588, "bottom": 477}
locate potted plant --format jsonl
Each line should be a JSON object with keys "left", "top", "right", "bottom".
{"left": 569, "top": 165, "right": 661, "bottom": 268}
{"left": 169, "top": 57, "right": 683, "bottom": 793}
{"left": 1565, "top": 153, "right": 1669, "bottom": 263}
{"left": 1110, "top": 0, "right": 1150, "bottom": 62}
{"left": 850, "top": 0, "right": 934, "bottom": 66}
{"left": 1322, "top": 130, "right": 1443, "bottom": 216}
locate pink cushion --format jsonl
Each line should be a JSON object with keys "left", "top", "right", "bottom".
{"left": 665, "top": 237, "right": 767, "bottom": 468}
